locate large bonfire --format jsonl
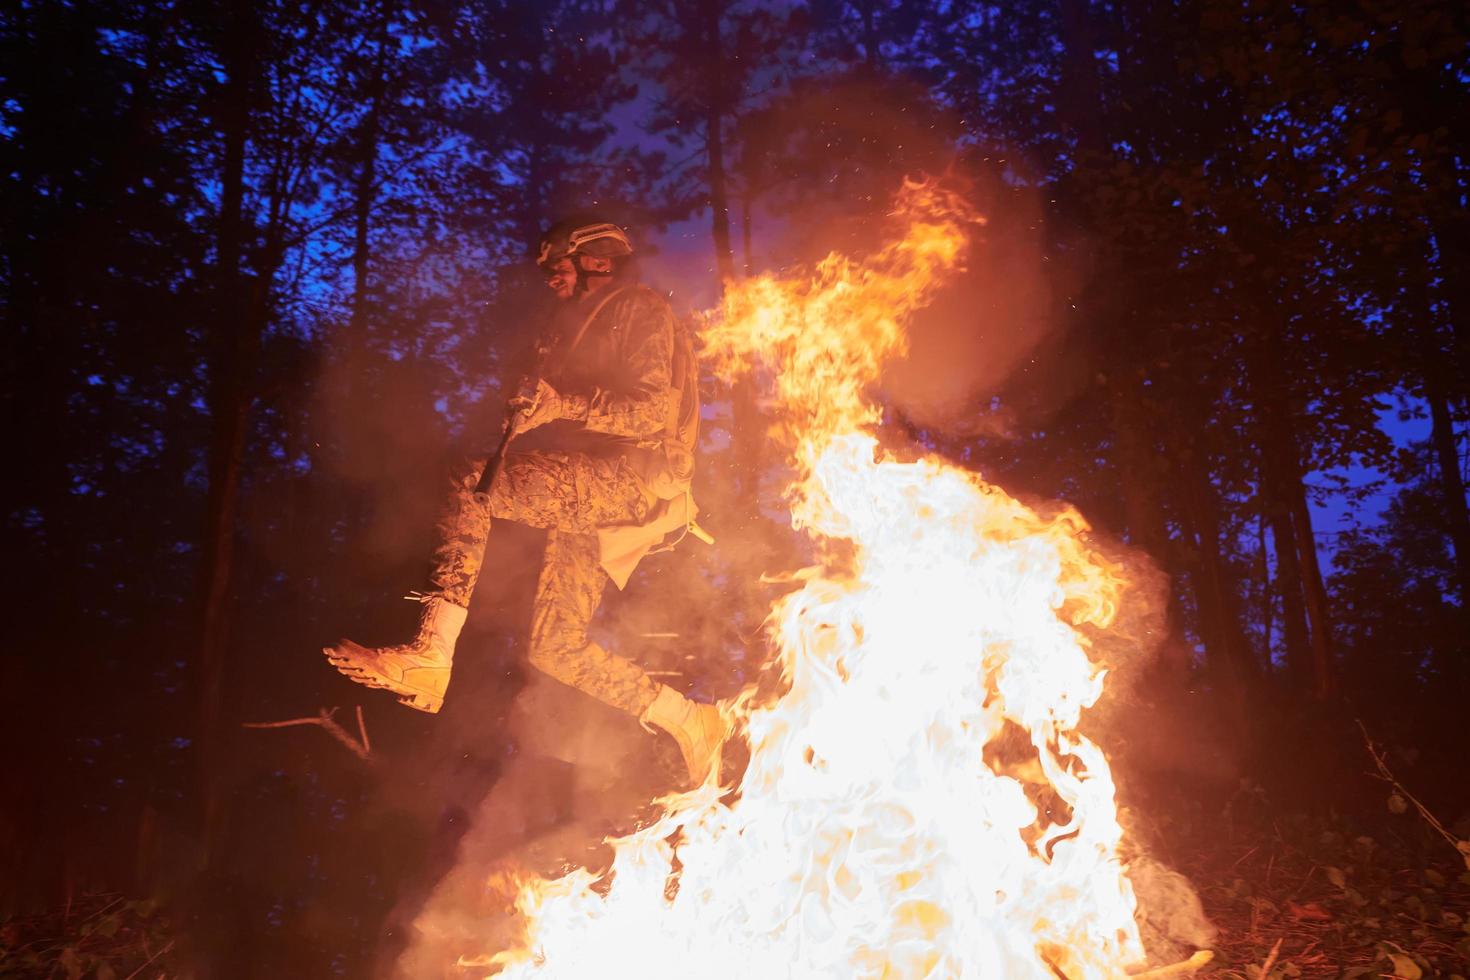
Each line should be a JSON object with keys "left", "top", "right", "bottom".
{"left": 492, "top": 182, "right": 1148, "bottom": 978}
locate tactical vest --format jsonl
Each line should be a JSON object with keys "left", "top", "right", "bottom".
{"left": 563, "top": 283, "right": 698, "bottom": 500}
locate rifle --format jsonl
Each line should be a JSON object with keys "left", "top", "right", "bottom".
{"left": 470, "top": 370, "right": 540, "bottom": 499}
{"left": 472, "top": 401, "right": 524, "bottom": 497}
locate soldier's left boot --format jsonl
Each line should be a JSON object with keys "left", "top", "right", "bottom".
{"left": 640, "top": 685, "right": 728, "bottom": 787}
{"left": 323, "top": 595, "right": 467, "bottom": 713}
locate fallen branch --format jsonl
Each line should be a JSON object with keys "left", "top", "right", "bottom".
{"left": 1130, "top": 950, "right": 1214, "bottom": 978}
{"left": 1256, "top": 937, "right": 1284, "bottom": 979}
{"left": 243, "top": 706, "right": 373, "bottom": 763}
{"left": 123, "top": 939, "right": 176, "bottom": 980}
{"left": 1357, "top": 719, "right": 1470, "bottom": 870}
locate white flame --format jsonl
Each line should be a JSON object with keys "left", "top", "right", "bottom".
{"left": 491, "top": 183, "right": 1145, "bottom": 979}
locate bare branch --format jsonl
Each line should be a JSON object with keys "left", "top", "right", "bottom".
{"left": 355, "top": 704, "right": 371, "bottom": 756}
{"left": 243, "top": 706, "right": 374, "bottom": 763}
{"left": 1257, "top": 937, "right": 1284, "bottom": 979}
{"left": 275, "top": 138, "right": 461, "bottom": 254}
{"left": 123, "top": 939, "right": 177, "bottom": 980}
{"left": 1357, "top": 718, "right": 1469, "bottom": 869}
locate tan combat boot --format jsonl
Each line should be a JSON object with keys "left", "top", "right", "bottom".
{"left": 323, "top": 595, "right": 467, "bottom": 713}
{"left": 640, "top": 685, "right": 728, "bottom": 787}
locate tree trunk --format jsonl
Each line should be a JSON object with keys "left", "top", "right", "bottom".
{"left": 701, "top": 91, "right": 736, "bottom": 274}
{"left": 697, "top": 0, "right": 736, "bottom": 284}
{"left": 1248, "top": 351, "right": 1312, "bottom": 690}
{"left": 1261, "top": 459, "right": 1311, "bottom": 689}
{"left": 1108, "top": 386, "right": 1188, "bottom": 679}
{"left": 1392, "top": 66, "right": 1470, "bottom": 595}
{"left": 197, "top": 0, "right": 257, "bottom": 851}
{"left": 1057, "top": 0, "right": 1106, "bottom": 158}
{"left": 1251, "top": 325, "right": 1336, "bottom": 699}
{"left": 1269, "top": 413, "right": 1335, "bottom": 700}
{"left": 697, "top": 0, "right": 760, "bottom": 514}
{"left": 1430, "top": 210, "right": 1470, "bottom": 396}
{"left": 349, "top": 20, "right": 388, "bottom": 345}
{"left": 1175, "top": 445, "right": 1259, "bottom": 694}
{"left": 1426, "top": 377, "right": 1470, "bottom": 608}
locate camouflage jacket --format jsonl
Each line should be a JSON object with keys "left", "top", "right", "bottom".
{"left": 522, "top": 282, "right": 676, "bottom": 463}
{"left": 537, "top": 282, "right": 699, "bottom": 588}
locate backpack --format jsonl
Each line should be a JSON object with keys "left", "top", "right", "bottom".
{"left": 659, "top": 316, "right": 699, "bottom": 494}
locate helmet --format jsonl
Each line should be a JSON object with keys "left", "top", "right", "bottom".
{"left": 536, "top": 216, "right": 634, "bottom": 271}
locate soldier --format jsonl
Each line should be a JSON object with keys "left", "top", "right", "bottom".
{"left": 324, "top": 216, "right": 725, "bottom": 786}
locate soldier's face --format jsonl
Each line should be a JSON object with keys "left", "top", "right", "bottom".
{"left": 544, "top": 258, "right": 578, "bottom": 301}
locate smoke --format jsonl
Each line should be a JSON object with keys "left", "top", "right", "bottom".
{"left": 386, "top": 671, "right": 677, "bottom": 977}
{"left": 1072, "top": 535, "right": 1226, "bottom": 965}
{"left": 1075, "top": 534, "right": 1241, "bottom": 794}
{"left": 1125, "top": 851, "right": 1219, "bottom": 965}
{"left": 881, "top": 171, "right": 1071, "bottom": 437}
{"left": 312, "top": 346, "right": 451, "bottom": 559}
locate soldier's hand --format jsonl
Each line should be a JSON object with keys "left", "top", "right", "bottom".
{"left": 511, "top": 373, "right": 540, "bottom": 404}
{"left": 510, "top": 378, "right": 563, "bottom": 433}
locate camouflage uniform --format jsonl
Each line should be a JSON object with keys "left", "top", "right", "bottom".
{"left": 427, "top": 285, "right": 677, "bottom": 716}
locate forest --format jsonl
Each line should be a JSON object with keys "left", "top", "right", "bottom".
{"left": 2, "top": 0, "right": 1468, "bottom": 976}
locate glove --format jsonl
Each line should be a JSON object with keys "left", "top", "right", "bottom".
{"left": 510, "top": 378, "right": 564, "bottom": 434}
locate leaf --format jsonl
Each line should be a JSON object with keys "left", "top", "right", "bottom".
{"left": 1326, "top": 865, "right": 1347, "bottom": 888}
{"left": 97, "top": 963, "right": 117, "bottom": 980}
{"left": 1386, "top": 952, "right": 1423, "bottom": 979}
{"left": 58, "top": 947, "right": 85, "bottom": 980}
{"left": 1425, "top": 869, "right": 1447, "bottom": 887}
{"left": 1388, "top": 793, "right": 1408, "bottom": 814}
{"left": 1287, "top": 900, "right": 1332, "bottom": 921}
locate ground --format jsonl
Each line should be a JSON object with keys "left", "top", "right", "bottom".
{"left": 0, "top": 893, "right": 180, "bottom": 978}
{"left": 1176, "top": 808, "right": 1470, "bottom": 979}
{"left": 7, "top": 806, "right": 1468, "bottom": 978}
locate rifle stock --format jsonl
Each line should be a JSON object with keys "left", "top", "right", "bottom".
{"left": 472, "top": 410, "right": 520, "bottom": 496}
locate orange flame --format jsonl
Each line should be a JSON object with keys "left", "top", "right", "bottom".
{"left": 492, "top": 180, "right": 1145, "bottom": 978}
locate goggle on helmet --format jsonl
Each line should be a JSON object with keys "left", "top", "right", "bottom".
{"left": 536, "top": 221, "right": 634, "bottom": 271}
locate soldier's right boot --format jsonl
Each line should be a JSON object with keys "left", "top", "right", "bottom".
{"left": 640, "top": 685, "right": 728, "bottom": 788}
{"left": 323, "top": 595, "right": 467, "bottom": 714}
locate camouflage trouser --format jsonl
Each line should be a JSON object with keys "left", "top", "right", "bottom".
{"left": 429, "top": 450, "right": 661, "bottom": 716}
